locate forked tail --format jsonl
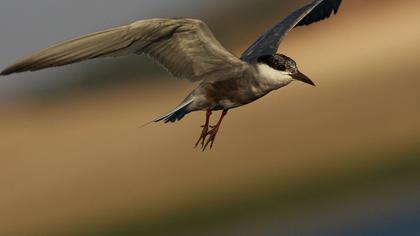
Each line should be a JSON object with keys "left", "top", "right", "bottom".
{"left": 153, "top": 98, "right": 194, "bottom": 123}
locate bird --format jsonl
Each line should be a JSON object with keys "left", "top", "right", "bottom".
{"left": 0, "top": 0, "right": 342, "bottom": 151}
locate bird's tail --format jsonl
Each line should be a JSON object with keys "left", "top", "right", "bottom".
{"left": 152, "top": 98, "right": 194, "bottom": 124}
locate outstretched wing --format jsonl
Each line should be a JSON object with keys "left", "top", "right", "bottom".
{"left": 1, "top": 18, "right": 245, "bottom": 82}
{"left": 241, "top": 0, "right": 342, "bottom": 62}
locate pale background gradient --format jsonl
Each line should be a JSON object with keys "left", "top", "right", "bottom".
{"left": 1, "top": 0, "right": 419, "bottom": 235}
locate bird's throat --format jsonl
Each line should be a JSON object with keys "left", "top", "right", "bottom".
{"left": 256, "top": 64, "right": 293, "bottom": 91}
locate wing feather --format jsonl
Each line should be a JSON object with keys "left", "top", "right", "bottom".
{"left": 1, "top": 18, "right": 245, "bottom": 82}
{"left": 297, "top": 0, "right": 341, "bottom": 26}
{"left": 241, "top": 0, "right": 342, "bottom": 62}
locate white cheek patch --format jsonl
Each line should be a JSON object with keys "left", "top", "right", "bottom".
{"left": 257, "top": 64, "right": 293, "bottom": 86}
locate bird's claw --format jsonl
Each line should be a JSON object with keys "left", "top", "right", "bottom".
{"left": 195, "top": 124, "right": 219, "bottom": 151}
{"left": 195, "top": 125, "right": 209, "bottom": 149}
{"left": 195, "top": 109, "right": 227, "bottom": 151}
{"left": 202, "top": 126, "right": 219, "bottom": 151}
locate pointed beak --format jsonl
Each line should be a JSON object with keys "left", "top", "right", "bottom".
{"left": 292, "top": 71, "right": 316, "bottom": 86}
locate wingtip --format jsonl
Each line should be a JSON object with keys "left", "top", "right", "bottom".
{"left": 0, "top": 70, "right": 15, "bottom": 77}
{"left": 334, "top": 0, "right": 342, "bottom": 14}
{"left": 0, "top": 66, "right": 17, "bottom": 76}
{"left": 0, "top": 65, "right": 26, "bottom": 76}
{"left": 0, "top": 70, "right": 9, "bottom": 76}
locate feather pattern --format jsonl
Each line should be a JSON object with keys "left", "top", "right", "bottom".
{"left": 296, "top": 0, "right": 341, "bottom": 26}
{"left": 240, "top": 0, "right": 342, "bottom": 62}
{"left": 0, "top": 18, "right": 245, "bottom": 82}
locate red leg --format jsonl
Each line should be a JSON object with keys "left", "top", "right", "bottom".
{"left": 195, "top": 109, "right": 212, "bottom": 148}
{"left": 203, "top": 109, "right": 228, "bottom": 151}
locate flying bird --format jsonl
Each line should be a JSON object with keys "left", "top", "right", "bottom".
{"left": 1, "top": 0, "right": 342, "bottom": 151}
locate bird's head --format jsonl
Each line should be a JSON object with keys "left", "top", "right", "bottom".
{"left": 257, "top": 54, "right": 315, "bottom": 86}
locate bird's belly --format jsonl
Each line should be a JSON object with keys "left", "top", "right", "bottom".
{"left": 212, "top": 99, "right": 244, "bottom": 110}
{"left": 197, "top": 80, "right": 267, "bottom": 111}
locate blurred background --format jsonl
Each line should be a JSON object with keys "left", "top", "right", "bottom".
{"left": 1, "top": 0, "right": 420, "bottom": 235}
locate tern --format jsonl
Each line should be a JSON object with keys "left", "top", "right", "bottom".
{"left": 1, "top": 0, "right": 342, "bottom": 150}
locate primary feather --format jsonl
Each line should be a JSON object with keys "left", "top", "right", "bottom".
{"left": 241, "top": 0, "right": 342, "bottom": 62}
{"left": 0, "top": 18, "right": 245, "bottom": 82}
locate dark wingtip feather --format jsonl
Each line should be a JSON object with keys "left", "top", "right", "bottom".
{"left": 1, "top": 60, "right": 44, "bottom": 76}
{"left": 1, "top": 68, "right": 22, "bottom": 76}
{"left": 1, "top": 62, "right": 30, "bottom": 76}
{"left": 296, "top": 0, "right": 342, "bottom": 27}
{"left": 0, "top": 68, "right": 14, "bottom": 76}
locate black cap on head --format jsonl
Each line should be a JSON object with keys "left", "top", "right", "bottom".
{"left": 257, "top": 54, "right": 297, "bottom": 73}
{"left": 257, "top": 54, "right": 315, "bottom": 86}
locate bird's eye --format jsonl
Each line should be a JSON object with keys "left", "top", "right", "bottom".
{"left": 277, "top": 64, "right": 286, "bottom": 71}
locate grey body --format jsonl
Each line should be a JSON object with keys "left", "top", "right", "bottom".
{"left": 0, "top": 0, "right": 342, "bottom": 124}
